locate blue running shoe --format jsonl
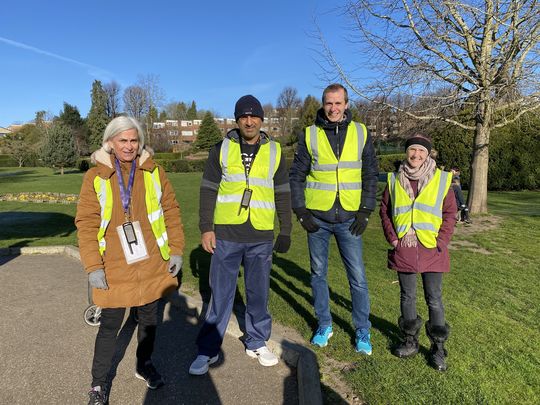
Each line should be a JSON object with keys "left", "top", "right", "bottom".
{"left": 311, "top": 326, "right": 333, "bottom": 347}
{"left": 355, "top": 329, "right": 372, "bottom": 355}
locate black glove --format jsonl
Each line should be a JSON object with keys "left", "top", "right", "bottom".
{"left": 294, "top": 207, "right": 320, "bottom": 233}
{"left": 273, "top": 234, "right": 291, "bottom": 253}
{"left": 349, "top": 209, "right": 371, "bottom": 236}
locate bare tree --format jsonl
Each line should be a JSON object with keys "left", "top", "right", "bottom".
{"left": 277, "top": 87, "right": 301, "bottom": 139}
{"left": 136, "top": 74, "right": 166, "bottom": 143}
{"left": 123, "top": 85, "right": 148, "bottom": 121}
{"left": 320, "top": 0, "right": 540, "bottom": 213}
{"left": 103, "top": 81, "right": 121, "bottom": 118}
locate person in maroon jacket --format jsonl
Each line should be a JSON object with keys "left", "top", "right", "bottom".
{"left": 379, "top": 135, "right": 457, "bottom": 371}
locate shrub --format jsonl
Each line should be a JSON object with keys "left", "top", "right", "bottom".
{"left": 377, "top": 153, "right": 405, "bottom": 173}
{"left": 78, "top": 158, "right": 90, "bottom": 172}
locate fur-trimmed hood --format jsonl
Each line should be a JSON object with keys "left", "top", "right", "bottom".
{"left": 90, "top": 145, "right": 154, "bottom": 168}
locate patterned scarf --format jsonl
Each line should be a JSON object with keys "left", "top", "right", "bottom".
{"left": 397, "top": 156, "right": 437, "bottom": 247}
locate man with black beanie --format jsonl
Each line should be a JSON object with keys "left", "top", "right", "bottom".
{"left": 189, "top": 94, "right": 292, "bottom": 375}
{"left": 289, "top": 84, "right": 378, "bottom": 354}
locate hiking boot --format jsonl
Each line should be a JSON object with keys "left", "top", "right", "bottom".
{"left": 393, "top": 316, "right": 423, "bottom": 358}
{"left": 245, "top": 346, "right": 279, "bottom": 366}
{"left": 425, "top": 321, "right": 450, "bottom": 372}
{"left": 135, "top": 361, "right": 164, "bottom": 389}
{"left": 88, "top": 386, "right": 107, "bottom": 405}
{"left": 189, "top": 354, "right": 219, "bottom": 375}
{"left": 311, "top": 325, "right": 333, "bottom": 347}
{"left": 355, "top": 328, "right": 372, "bottom": 355}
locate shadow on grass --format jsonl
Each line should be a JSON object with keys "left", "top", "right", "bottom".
{"left": 272, "top": 254, "right": 402, "bottom": 346}
{"left": 0, "top": 169, "right": 38, "bottom": 178}
{"left": 0, "top": 211, "right": 76, "bottom": 245}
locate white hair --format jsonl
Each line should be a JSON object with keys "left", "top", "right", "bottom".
{"left": 102, "top": 116, "right": 145, "bottom": 155}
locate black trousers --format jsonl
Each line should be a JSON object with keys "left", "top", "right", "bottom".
{"left": 398, "top": 272, "right": 445, "bottom": 326}
{"left": 91, "top": 300, "right": 158, "bottom": 387}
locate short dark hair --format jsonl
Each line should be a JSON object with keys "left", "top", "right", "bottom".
{"left": 322, "top": 83, "right": 348, "bottom": 104}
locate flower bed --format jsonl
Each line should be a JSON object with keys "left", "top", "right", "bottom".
{"left": 0, "top": 192, "right": 79, "bottom": 204}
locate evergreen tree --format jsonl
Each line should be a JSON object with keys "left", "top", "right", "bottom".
{"left": 187, "top": 101, "right": 197, "bottom": 120}
{"left": 87, "top": 80, "right": 109, "bottom": 151}
{"left": 41, "top": 122, "right": 78, "bottom": 175}
{"left": 291, "top": 95, "right": 321, "bottom": 143}
{"left": 194, "top": 112, "right": 222, "bottom": 151}
{"left": 59, "top": 102, "right": 88, "bottom": 155}
{"left": 158, "top": 110, "right": 168, "bottom": 121}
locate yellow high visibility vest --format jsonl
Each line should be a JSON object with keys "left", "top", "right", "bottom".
{"left": 304, "top": 122, "right": 367, "bottom": 211}
{"left": 93, "top": 166, "right": 170, "bottom": 260}
{"left": 388, "top": 169, "right": 452, "bottom": 248}
{"left": 213, "top": 138, "right": 280, "bottom": 230}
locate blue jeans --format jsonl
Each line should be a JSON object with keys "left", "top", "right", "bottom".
{"left": 197, "top": 239, "right": 273, "bottom": 356}
{"left": 308, "top": 217, "right": 371, "bottom": 331}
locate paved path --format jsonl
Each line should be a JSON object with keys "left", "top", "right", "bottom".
{"left": 0, "top": 254, "right": 298, "bottom": 404}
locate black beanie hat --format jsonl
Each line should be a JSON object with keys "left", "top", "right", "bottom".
{"left": 404, "top": 135, "right": 432, "bottom": 154}
{"left": 234, "top": 95, "right": 264, "bottom": 121}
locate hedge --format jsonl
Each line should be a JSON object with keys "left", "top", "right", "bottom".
{"left": 156, "top": 158, "right": 207, "bottom": 173}
{"left": 0, "top": 154, "right": 18, "bottom": 167}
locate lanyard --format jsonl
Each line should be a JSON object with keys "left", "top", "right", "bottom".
{"left": 241, "top": 141, "right": 260, "bottom": 189}
{"left": 114, "top": 158, "right": 136, "bottom": 218}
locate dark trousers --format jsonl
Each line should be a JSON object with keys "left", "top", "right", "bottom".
{"left": 91, "top": 300, "right": 158, "bottom": 387}
{"left": 196, "top": 239, "right": 273, "bottom": 356}
{"left": 398, "top": 272, "right": 445, "bottom": 326}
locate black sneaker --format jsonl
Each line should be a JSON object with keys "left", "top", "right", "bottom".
{"left": 88, "top": 386, "right": 108, "bottom": 405}
{"left": 135, "top": 361, "right": 164, "bottom": 389}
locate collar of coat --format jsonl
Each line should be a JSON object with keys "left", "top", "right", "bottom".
{"left": 90, "top": 146, "right": 156, "bottom": 179}
{"left": 225, "top": 128, "right": 272, "bottom": 145}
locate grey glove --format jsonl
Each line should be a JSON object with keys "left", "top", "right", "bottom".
{"left": 168, "top": 255, "right": 183, "bottom": 277}
{"left": 89, "top": 269, "right": 108, "bottom": 290}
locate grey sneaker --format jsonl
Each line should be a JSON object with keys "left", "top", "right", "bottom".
{"left": 189, "top": 354, "right": 219, "bottom": 375}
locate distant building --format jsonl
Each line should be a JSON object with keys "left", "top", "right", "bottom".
{"left": 150, "top": 116, "right": 282, "bottom": 152}
{"left": 0, "top": 126, "right": 12, "bottom": 138}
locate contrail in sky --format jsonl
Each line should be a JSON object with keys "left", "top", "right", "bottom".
{"left": 0, "top": 36, "right": 114, "bottom": 79}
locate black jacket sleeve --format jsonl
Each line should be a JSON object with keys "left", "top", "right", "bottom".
{"left": 199, "top": 142, "right": 222, "bottom": 233}
{"left": 288, "top": 129, "right": 311, "bottom": 212}
{"left": 274, "top": 153, "right": 292, "bottom": 236}
{"left": 360, "top": 130, "right": 379, "bottom": 212}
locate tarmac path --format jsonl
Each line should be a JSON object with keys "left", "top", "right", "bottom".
{"left": 0, "top": 254, "right": 298, "bottom": 404}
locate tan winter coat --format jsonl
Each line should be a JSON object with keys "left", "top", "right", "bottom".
{"left": 75, "top": 148, "right": 184, "bottom": 308}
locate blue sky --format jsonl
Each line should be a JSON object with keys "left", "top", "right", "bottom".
{"left": 0, "top": 0, "right": 350, "bottom": 125}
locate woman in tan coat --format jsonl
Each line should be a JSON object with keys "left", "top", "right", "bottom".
{"left": 76, "top": 116, "right": 184, "bottom": 405}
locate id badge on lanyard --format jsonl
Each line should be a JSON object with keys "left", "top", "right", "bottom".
{"left": 114, "top": 158, "right": 149, "bottom": 264}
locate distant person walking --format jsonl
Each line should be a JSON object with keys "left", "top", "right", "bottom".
{"left": 289, "top": 83, "right": 379, "bottom": 354}
{"left": 451, "top": 168, "right": 471, "bottom": 224}
{"left": 76, "top": 116, "right": 185, "bottom": 404}
{"left": 189, "top": 95, "right": 292, "bottom": 375}
{"left": 379, "top": 135, "right": 457, "bottom": 371}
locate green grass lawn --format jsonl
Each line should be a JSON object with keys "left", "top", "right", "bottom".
{"left": 1, "top": 167, "right": 539, "bottom": 404}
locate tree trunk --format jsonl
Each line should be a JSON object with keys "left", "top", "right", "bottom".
{"left": 467, "top": 100, "right": 491, "bottom": 214}
{"left": 60, "top": 166, "right": 64, "bottom": 175}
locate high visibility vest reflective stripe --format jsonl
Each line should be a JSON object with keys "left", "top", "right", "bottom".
{"left": 388, "top": 169, "right": 451, "bottom": 248}
{"left": 305, "top": 122, "right": 366, "bottom": 211}
{"left": 214, "top": 138, "right": 280, "bottom": 230}
{"left": 93, "top": 166, "right": 171, "bottom": 260}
